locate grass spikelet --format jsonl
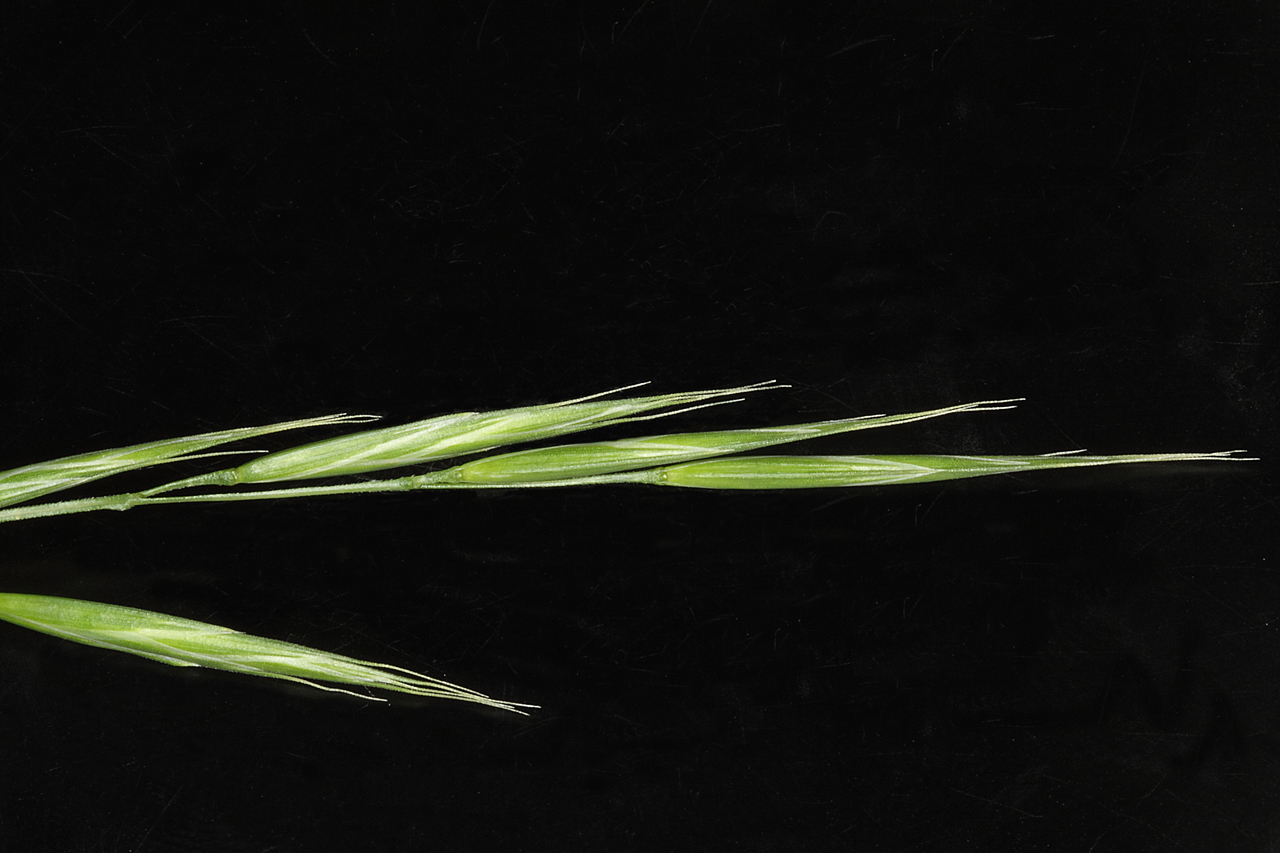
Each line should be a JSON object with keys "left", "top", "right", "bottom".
{"left": 607, "top": 450, "right": 1255, "bottom": 490}
{"left": 0, "top": 386, "right": 1255, "bottom": 713}
{"left": 149, "top": 381, "right": 782, "bottom": 491}
{"left": 0, "top": 594, "right": 534, "bottom": 713}
{"left": 0, "top": 413, "right": 378, "bottom": 511}
{"left": 449, "top": 399, "right": 1022, "bottom": 484}
{"left": 0, "top": 391, "right": 1254, "bottom": 524}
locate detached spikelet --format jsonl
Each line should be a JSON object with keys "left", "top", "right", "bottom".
{"left": 0, "top": 594, "right": 534, "bottom": 713}
{"left": 0, "top": 414, "right": 379, "bottom": 511}
{"left": 159, "top": 381, "right": 781, "bottom": 489}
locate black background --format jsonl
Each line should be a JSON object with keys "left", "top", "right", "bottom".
{"left": 2, "top": 2, "right": 1277, "bottom": 851}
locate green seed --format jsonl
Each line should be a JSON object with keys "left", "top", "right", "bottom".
{"left": 0, "top": 593, "right": 534, "bottom": 712}
{"left": 0, "top": 413, "right": 377, "bottom": 510}
{"left": 642, "top": 451, "right": 1252, "bottom": 490}
{"left": 155, "top": 381, "right": 781, "bottom": 489}
{"left": 451, "top": 399, "right": 1021, "bottom": 484}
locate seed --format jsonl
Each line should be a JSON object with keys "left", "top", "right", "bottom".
{"left": 642, "top": 451, "right": 1253, "bottom": 490}
{"left": 158, "top": 381, "right": 782, "bottom": 488}
{"left": 0, "top": 414, "right": 377, "bottom": 511}
{"left": 0, "top": 593, "right": 534, "bottom": 712}
{"left": 451, "top": 399, "right": 1021, "bottom": 484}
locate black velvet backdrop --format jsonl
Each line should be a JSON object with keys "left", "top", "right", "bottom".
{"left": 3, "top": 3, "right": 1277, "bottom": 851}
